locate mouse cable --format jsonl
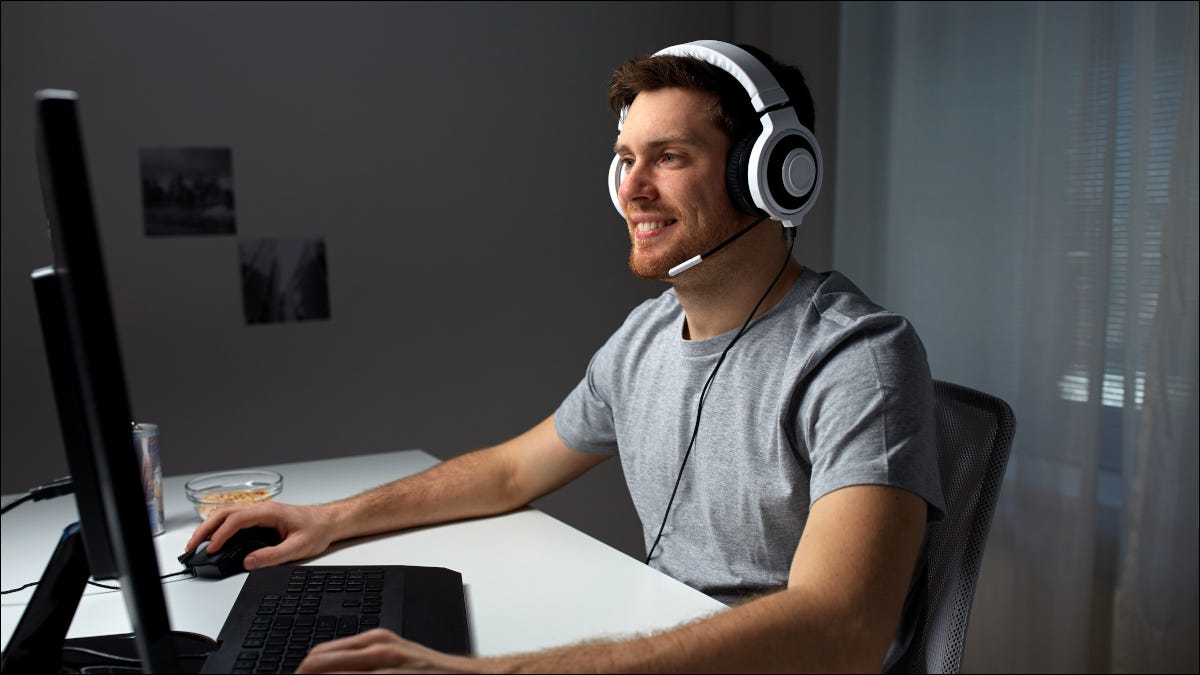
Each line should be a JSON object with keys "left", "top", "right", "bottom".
{"left": 85, "top": 568, "right": 194, "bottom": 590}
{"left": 645, "top": 228, "right": 798, "bottom": 565}
{"left": 1, "top": 568, "right": 193, "bottom": 595}
{"left": 62, "top": 644, "right": 218, "bottom": 668}
{"left": 1, "top": 475, "right": 74, "bottom": 515}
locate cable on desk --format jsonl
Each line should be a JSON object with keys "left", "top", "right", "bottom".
{"left": 0, "top": 581, "right": 39, "bottom": 595}
{"left": 1, "top": 475, "right": 74, "bottom": 515}
{"left": 1, "top": 568, "right": 194, "bottom": 595}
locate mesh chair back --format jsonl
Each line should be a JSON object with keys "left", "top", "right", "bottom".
{"left": 890, "top": 380, "right": 1016, "bottom": 674}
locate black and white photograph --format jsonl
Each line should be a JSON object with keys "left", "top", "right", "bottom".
{"left": 239, "top": 236, "right": 331, "bottom": 325}
{"left": 139, "top": 147, "right": 236, "bottom": 236}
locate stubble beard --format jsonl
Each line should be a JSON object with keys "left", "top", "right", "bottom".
{"left": 626, "top": 214, "right": 743, "bottom": 281}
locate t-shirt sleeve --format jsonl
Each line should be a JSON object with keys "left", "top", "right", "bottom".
{"left": 554, "top": 341, "right": 620, "bottom": 456}
{"left": 798, "top": 312, "right": 946, "bottom": 520}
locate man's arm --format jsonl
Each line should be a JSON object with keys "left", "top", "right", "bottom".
{"left": 185, "top": 415, "right": 608, "bottom": 567}
{"left": 297, "top": 484, "right": 929, "bottom": 673}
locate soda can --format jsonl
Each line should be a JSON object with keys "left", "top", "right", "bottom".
{"left": 132, "top": 422, "right": 165, "bottom": 536}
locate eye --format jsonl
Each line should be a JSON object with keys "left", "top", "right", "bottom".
{"left": 661, "top": 152, "right": 678, "bottom": 164}
{"left": 620, "top": 156, "right": 635, "bottom": 169}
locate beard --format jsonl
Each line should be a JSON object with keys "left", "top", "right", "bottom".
{"left": 627, "top": 236, "right": 697, "bottom": 280}
{"left": 626, "top": 213, "right": 744, "bottom": 281}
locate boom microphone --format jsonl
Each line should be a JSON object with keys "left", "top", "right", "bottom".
{"left": 668, "top": 215, "right": 769, "bottom": 277}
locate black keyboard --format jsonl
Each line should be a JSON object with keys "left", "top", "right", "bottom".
{"left": 237, "top": 567, "right": 388, "bottom": 673}
{"left": 201, "top": 565, "right": 469, "bottom": 674}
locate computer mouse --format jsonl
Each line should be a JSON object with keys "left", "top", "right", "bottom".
{"left": 178, "top": 526, "right": 282, "bottom": 579}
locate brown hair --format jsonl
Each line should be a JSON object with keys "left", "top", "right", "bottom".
{"left": 607, "top": 44, "right": 816, "bottom": 142}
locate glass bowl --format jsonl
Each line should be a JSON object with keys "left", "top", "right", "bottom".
{"left": 185, "top": 470, "right": 283, "bottom": 519}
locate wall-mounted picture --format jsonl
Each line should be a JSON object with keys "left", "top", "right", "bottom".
{"left": 239, "top": 237, "right": 331, "bottom": 325}
{"left": 139, "top": 147, "right": 236, "bottom": 236}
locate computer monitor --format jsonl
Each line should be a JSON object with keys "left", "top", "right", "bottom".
{"left": 1, "top": 90, "right": 180, "bottom": 672}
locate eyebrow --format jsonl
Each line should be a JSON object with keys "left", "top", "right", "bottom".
{"left": 612, "top": 135, "right": 703, "bottom": 155}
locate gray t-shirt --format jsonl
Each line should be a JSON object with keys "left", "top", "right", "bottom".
{"left": 555, "top": 268, "right": 945, "bottom": 610}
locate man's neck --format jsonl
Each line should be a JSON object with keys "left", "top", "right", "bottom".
{"left": 674, "top": 248, "right": 804, "bottom": 341}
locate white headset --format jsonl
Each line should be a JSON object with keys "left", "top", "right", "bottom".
{"left": 607, "top": 40, "right": 823, "bottom": 229}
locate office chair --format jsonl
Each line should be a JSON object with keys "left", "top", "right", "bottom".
{"left": 889, "top": 380, "right": 1016, "bottom": 674}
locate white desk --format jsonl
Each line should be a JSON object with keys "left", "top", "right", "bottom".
{"left": 1, "top": 450, "right": 725, "bottom": 657}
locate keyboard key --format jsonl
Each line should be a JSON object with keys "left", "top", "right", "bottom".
{"left": 336, "top": 615, "right": 359, "bottom": 635}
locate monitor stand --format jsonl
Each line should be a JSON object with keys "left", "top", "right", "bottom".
{"left": 0, "top": 523, "right": 217, "bottom": 674}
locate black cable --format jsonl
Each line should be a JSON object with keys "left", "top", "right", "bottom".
{"left": 1, "top": 493, "right": 34, "bottom": 514}
{"left": 64, "top": 645, "right": 217, "bottom": 669}
{"left": 1, "top": 475, "right": 74, "bottom": 515}
{"left": 2, "top": 568, "right": 194, "bottom": 595}
{"left": 63, "top": 646, "right": 141, "bottom": 664}
{"left": 0, "top": 580, "right": 39, "bottom": 595}
{"left": 85, "top": 569, "right": 194, "bottom": 591}
{"left": 646, "top": 228, "right": 798, "bottom": 564}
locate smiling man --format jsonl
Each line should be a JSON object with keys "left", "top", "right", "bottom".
{"left": 615, "top": 87, "right": 749, "bottom": 283}
{"left": 189, "top": 40, "right": 945, "bottom": 673}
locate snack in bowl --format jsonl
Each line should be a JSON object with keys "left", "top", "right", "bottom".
{"left": 185, "top": 470, "right": 283, "bottom": 519}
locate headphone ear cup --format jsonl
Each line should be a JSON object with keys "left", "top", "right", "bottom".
{"left": 762, "top": 131, "right": 819, "bottom": 214}
{"left": 608, "top": 154, "right": 626, "bottom": 218}
{"left": 725, "top": 135, "right": 763, "bottom": 216}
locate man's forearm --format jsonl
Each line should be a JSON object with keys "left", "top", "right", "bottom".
{"left": 319, "top": 446, "right": 523, "bottom": 543}
{"left": 477, "top": 485, "right": 926, "bottom": 674}
{"left": 315, "top": 415, "right": 603, "bottom": 546}
{"left": 480, "top": 586, "right": 885, "bottom": 674}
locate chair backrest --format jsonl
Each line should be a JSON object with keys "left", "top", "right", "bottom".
{"left": 890, "top": 380, "right": 1016, "bottom": 674}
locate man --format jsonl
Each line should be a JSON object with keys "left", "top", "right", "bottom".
{"left": 188, "top": 41, "right": 944, "bottom": 672}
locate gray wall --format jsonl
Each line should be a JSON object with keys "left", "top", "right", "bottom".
{"left": 1, "top": 1, "right": 839, "bottom": 559}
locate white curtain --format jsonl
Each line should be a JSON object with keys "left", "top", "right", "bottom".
{"left": 835, "top": 2, "right": 1198, "bottom": 672}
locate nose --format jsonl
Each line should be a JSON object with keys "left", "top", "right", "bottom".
{"left": 617, "top": 159, "right": 657, "bottom": 207}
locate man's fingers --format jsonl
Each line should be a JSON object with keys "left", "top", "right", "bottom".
{"left": 297, "top": 630, "right": 425, "bottom": 673}
{"left": 183, "top": 512, "right": 228, "bottom": 552}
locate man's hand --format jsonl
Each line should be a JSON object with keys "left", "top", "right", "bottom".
{"left": 183, "top": 501, "right": 339, "bottom": 570}
{"left": 295, "top": 629, "right": 483, "bottom": 674}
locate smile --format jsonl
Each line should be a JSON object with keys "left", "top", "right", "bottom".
{"left": 636, "top": 220, "right": 677, "bottom": 232}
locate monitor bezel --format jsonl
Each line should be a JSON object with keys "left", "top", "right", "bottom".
{"left": 33, "top": 88, "right": 179, "bottom": 672}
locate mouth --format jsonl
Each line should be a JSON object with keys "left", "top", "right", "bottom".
{"left": 632, "top": 218, "right": 678, "bottom": 240}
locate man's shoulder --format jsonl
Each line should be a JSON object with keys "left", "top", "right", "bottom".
{"left": 803, "top": 269, "right": 894, "bottom": 327}
{"left": 617, "top": 286, "right": 682, "bottom": 329}
{"left": 780, "top": 269, "right": 927, "bottom": 363}
{"left": 587, "top": 287, "right": 680, "bottom": 361}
